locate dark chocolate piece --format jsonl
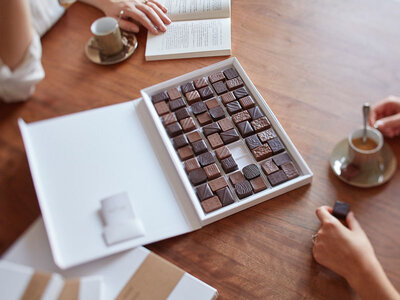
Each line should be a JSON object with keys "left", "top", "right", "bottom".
{"left": 229, "top": 171, "right": 245, "bottom": 186}
{"left": 248, "top": 106, "right": 264, "bottom": 120}
{"left": 267, "top": 170, "right": 288, "bottom": 186}
{"left": 258, "top": 128, "right": 277, "bottom": 143}
{"left": 272, "top": 153, "right": 291, "bottom": 166}
{"left": 161, "top": 112, "right": 177, "bottom": 126}
{"left": 189, "top": 168, "right": 208, "bottom": 186}
{"left": 281, "top": 162, "right": 299, "bottom": 180}
{"left": 197, "top": 112, "right": 212, "bottom": 126}
{"left": 197, "top": 152, "right": 215, "bottom": 167}
{"left": 209, "top": 177, "right": 228, "bottom": 192}
{"left": 220, "top": 128, "right": 240, "bottom": 144}
{"left": 251, "top": 117, "right": 270, "bottom": 133}
{"left": 205, "top": 98, "right": 219, "bottom": 109}
{"left": 185, "top": 90, "right": 201, "bottom": 104}
{"left": 167, "top": 88, "right": 181, "bottom": 100}
{"left": 218, "top": 118, "right": 234, "bottom": 132}
{"left": 250, "top": 177, "right": 267, "bottom": 193}
{"left": 209, "top": 71, "right": 225, "bottom": 84}
{"left": 212, "top": 81, "right": 228, "bottom": 95}
{"left": 201, "top": 196, "right": 222, "bottom": 213}
{"left": 152, "top": 91, "right": 169, "bottom": 103}
{"left": 192, "top": 140, "right": 208, "bottom": 155}
{"left": 237, "top": 121, "right": 254, "bottom": 137}
{"left": 245, "top": 134, "right": 262, "bottom": 150}
{"left": 332, "top": 201, "right": 350, "bottom": 220}
{"left": 175, "top": 107, "right": 190, "bottom": 121}
{"left": 216, "top": 187, "right": 234, "bottom": 206}
{"left": 215, "top": 146, "right": 231, "bottom": 161}
{"left": 227, "top": 77, "right": 244, "bottom": 91}
{"left": 154, "top": 101, "right": 169, "bottom": 116}
{"left": 181, "top": 81, "right": 195, "bottom": 94}
{"left": 207, "top": 133, "right": 224, "bottom": 149}
{"left": 169, "top": 98, "right": 186, "bottom": 111}
{"left": 194, "top": 77, "right": 208, "bottom": 89}
{"left": 235, "top": 181, "right": 253, "bottom": 199}
{"left": 267, "top": 137, "right": 285, "bottom": 154}
{"left": 187, "top": 131, "right": 202, "bottom": 144}
{"left": 177, "top": 145, "right": 194, "bottom": 161}
{"left": 172, "top": 135, "right": 188, "bottom": 149}
{"left": 199, "top": 86, "right": 214, "bottom": 100}
{"left": 233, "top": 87, "right": 249, "bottom": 99}
{"left": 242, "top": 164, "right": 260, "bottom": 180}
{"left": 184, "top": 158, "right": 200, "bottom": 173}
{"left": 221, "top": 156, "right": 238, "bottom": 173}
{"left": 223, "top": 68, "right": 239, "bottom": 80}
{"left": 239, "top": 96, "right": 255, "bottom": 109}
{"left": 202, "top": 122, "right": 221, "bottom": 136}
{"left": 180, "top": 117, "right": 196, "bottom": 132}
{"left": 209, "top": 106, "right": 225, "bottom": 121}
{"left": 191, "top": 101, "right": 207, "bottom": 115}
{"left": 166, "top": 122, "right": 183, "bottom": 137}
{"left": 340, "top": 163, "right": 360, "bottom": 181}
{"left": 251, "top": 145, "right": 273, "bottom": 161}
{"left": 226, "top": 101, "right": 242, "bottom": 115}
{"left": 204, "top": 163, "right": 221, "bottom": 180}
{"left": 196, "top": 184, "right": 213, "bottom": 202}
{"left": 232, "top": 110, "right": 251, "bottom": 124}
{"left": 261, "top": 160, "right": 279, "bottom": 175}
{"left": 221, "top": 92, "right": 236, "bottom": 105}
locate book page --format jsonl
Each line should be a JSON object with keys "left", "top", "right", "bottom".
{"left": 162, "top": 0, "right": 230, "bottom": 21}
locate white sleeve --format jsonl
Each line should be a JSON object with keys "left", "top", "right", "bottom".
{"left": 0, "top": 32, "right": 45, "bottom": 103}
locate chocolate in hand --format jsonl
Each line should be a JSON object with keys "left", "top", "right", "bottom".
{"left": 332, "top": 201, "right": 350, "bottom": 220}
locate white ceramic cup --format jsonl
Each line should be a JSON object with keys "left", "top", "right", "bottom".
{"left": 90, "top": 17, "right": 123, "bottom": 56}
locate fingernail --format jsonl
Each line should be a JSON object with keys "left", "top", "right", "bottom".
{"left": 375, "top": 120, "right": 384, "bottom": 129}
{"left": 161, "top": 24, "right": 167, "bottom": 32}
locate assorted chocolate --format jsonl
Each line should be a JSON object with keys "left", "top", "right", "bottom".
{"left": 151, "top": 66, "right": 301, "bottom": 214}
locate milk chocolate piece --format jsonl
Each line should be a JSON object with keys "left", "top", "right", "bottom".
{"left": 169, "top": 98, "right": 186, "bottom": 111}
{"left": 209, "top": 177, "right": 228, "bottom": 192}
{"left": 221, "top": 156, "right": 238, "bottom": 173}
{"left": 215, "top": 146, "right": 231, "bottom": 161}
{"left": 197, "top": 152, "right": 215, "bottom": 167}
{"left": 185, "top": 90, "right": 201, "bottom": 104}
{"left": 232, "top": 110, "right": 251, "bottom": 124}
{"left": 162, "top": 112, "right": 177, "bottom": 126}
{"left": 248, "top": 106, "right": 264, "bottom": 120}
{"left": 189, "top": 168, "right": 207, "bottom": 186}
{"left": 242, "top": 164, "right": 260, "bottom": 180}
{"left": 209, "top": 106, "right": 225, "bottom": 121}
{"left": 223, "top": 68, "right": 239, "bottom": 80}
{"left": 218, "top": 118, "right": 234, "bottom": 132}
{"left": 258, "top": 128, "right": 277, "bottom": 143}
{"left": 226, "top": 101, "right": 242, "bottom": 115}
{"left": 252, "top": 145, "right": 273, "bottom": 161}
{"left": 207, "top": 133, "right": 224, "bottom": 149}
{"left": 229, "top": 171, "right": 245, "bottom": 185}
{"left": 152, "top": 91, "right": 169, "bottom": 103}
{"left": 332, "top": 201, "right": 350, "bottom": 220}
{"left": 233, "top": 87, "right": 249, "bottom": 99}
{"left": 204, "top": 163, "right": 221, "bottom": 180}
{"left": 227, "top": 77, "right": 244, "bottom": 91}
{"left": 154, "top": 101, "right": 169, "bottom": 116}
{"left": 235, "top": 181, "right": 253, "bottom": 199}
{"left": 187, "top": 131, "right": 202, "bottom": 143}
{"left": 185, "top": 158, "right": 200, "bottom": 173}
{"left": 191, "top": 101, "right": 207, "bottom": 115}
{"left": 272, "top": 153, "right": 291, "bottom": 166}
{"left": 245, "top": 134, "right": 262, "bottom": 150}
{"left": 192, "top": 140, "right": 208, "bottom": 155}
{"left": 205, "top": 98, "right": 219, "bottom": 109}
{"left": 250, "top": 176, "right": 267, "bottom": 193}
{"left": 220, "top": 129, "right": 240, "bottom": 144}
{"left": 221, "top": 92, "right": 236, "bottom": 105}
{"left": 209, "top": 71, "right": 225, "bottom": 84}
{"left": 281, "top": 162, "right": 299, "bottom": 180}
{"left": 251, "top": 117, "right": 270, "bottom": 133}
{"left": 216, "top": 187, "right": 234, "bottom": 206}
{"left": 180, "top": 117, "right": 196, "bottom": 132}
{"left": 267, "top": 170, "right": 288, "bottom": 186}
{"left": 194, "top": 77, "right": 208, "bottom": 89}
{"left": 167, "top": 88, "right": 181, "bottom": 100}
{"left": 267, "top": 137, "right": 285, "bottom": 154}
{"left": 172, "top": 135, "right": 188, "bottom": 149}
{"left": 201, "top": 196, "right": 222, "bottom": 213}
{"left": 239, "top": 96, "right": 255, "bottom": 109}
{"left": 212, "top": 81, "right": 228, "bottom": 95}
{"left": 175, "top": 107, "right": 190, "bottom": 121}
{"left": 199, "top": 86, "right": 214, "bottom": 100}
{"left": 178, "top": 145, "right": 194, "bottom": 161}
{"left": 261, "top": 160, "right": 279, "bottom": 175}
{"left": 166, "top": 122, "right": 183, "bottom": 137}
{"left": 237, "top": 121, "right": 254, "bottom": 137}
{"left": 196, "top": 184, "right": 213, "bottom": 202}
{"left": 203, "top": 122, "right": 221, "bottom": 136}
{"left": 197, "top": 112, "right": 212, "bottom": 126}
{"left": 181, "top": 81, "right": 195, "bottom": 94}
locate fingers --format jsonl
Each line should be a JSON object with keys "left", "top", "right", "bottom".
{"left": 315, "top": 206, "right": 336, "bottom": 224}
{"left": 374, "top": 114, "right": 400, "bottom": 138}
{"left": 346, "top": 211, "right": 362, "bottom": 232}
{"left": 118, "top": 18, "right": 140, "bottom": 33}
{"left": 124, "top": 7, "right": 159, "bottom": 34}
{"left": 149, "top": 0, "right": 168, "bottom": 13}
{"left": 136, "top": 3, "right": 167, "bottom": 32}
{"left": 370, "top": 96, "right": 400, "bottom": 127}
{"left": 147, "top": 2, "right": 171, "bottom": 25}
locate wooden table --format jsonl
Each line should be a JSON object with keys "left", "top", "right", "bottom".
{"left": 1, "top": 1, "right": 399, "bottom": 298}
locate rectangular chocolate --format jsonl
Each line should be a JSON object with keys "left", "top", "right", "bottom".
{"left": 194, "top": 77, "right": 208, "bottom": 89}
{"left": 223, "top": 67, "right": 239, "bottom": 80}
{"left": 332, "top": 201, "right": 350, "bottom": 220}
{"left": 152, "top": 91, "right": 169, "bottom": 103}
{"left": 181, "top": 81, "right": 195, "bottom": 94}
{"left": 169, "top": 98, "right": 186, "bottom": 111}
{"left": 212, "top": 81, "right": 228, "bottom": 95}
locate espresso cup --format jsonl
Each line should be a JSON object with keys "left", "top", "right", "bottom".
{"left": 348, "top": 127, "right": 383, "bottom": 171}
{"left": 90, "top": 17, "right": 123, "bottom": 56}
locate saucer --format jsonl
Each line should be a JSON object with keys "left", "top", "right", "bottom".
{"left": 85, "top": 31, "right": 138, "bottom": 65}
{"left": 330, "top": 138, "right": 397, "bottom": 188}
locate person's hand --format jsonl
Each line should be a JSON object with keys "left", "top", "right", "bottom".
{"left": 83, "top": 0, "right": 171, "bottom": 34}
{"left": 369, "top": 95, "right": 400, "bottom": 138}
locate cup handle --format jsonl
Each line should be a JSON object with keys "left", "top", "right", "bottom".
{"left": 89, "top": 38, "right": 101, "bottom": 51}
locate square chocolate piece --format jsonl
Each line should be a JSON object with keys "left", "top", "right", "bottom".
{"left": 261, "top": 160, "right": 279, "bottom": 175}
{"left": 216, "top": 187, "right": 234, "bottom": 206}
{"left": 239, "top": 96, "right": 255, "bottom": 109}
{"left": 197, "top": 151, "right": 215, "bottom": 167}
{"left": 180, "top": 117, "right": 196, "bottom": 132}
{"left": 154, "top": 101, "right": 169, "bottom": 116}
{"left": 167, "top": 88, "right": 181, "bottom": 100}
{"left": 203, "top": 122, "right": 221, "bottom": 136}
{"left": 189, "top": 168, "right": 207, "bottom": 185}
{"left": 209, "top": 71, "right": 225, "bottom": 84}
{"left": 209, "top": 177, "right": 228, "bottom": 192}
{"left": 258, "top": 128, "right": 277, "bottom": 143}
{"left": 187, "top": 131, "right": 202, "bottom": 144}
{"left": 245, "top": 134, "right": 262, "bottom": 150}
{"left": 221, "top": 156, "right": 238, "bottom": 173}
{"left": 172, "top": 134, "right": 188, "bottom": 149}
{"left": 162, "top": 112, "right": 177, "bottom": 126}
{"left": 251, "top": 144, "right": 273, "bottom": 161}
{"left": 229, "top": 171, "right": 245, "bottom": 186}
{"left": 185, "top": 90, "right": 201, "bottom": 104}
{"left": 207, "top": 133, "right": 224, "bottom": 149}
{"left": 223, "top": 67, "right": 239, "bottom": 80}
{"left": 201, "top": 196, "right": 222, "bottom": 213}
{"left": 152, "top": 91, "right": 169, "bottom": 103}
{"left": 242, "top": 164, "right": 261, "bottom": 180}
{"left": 332, "top": 201, "right": 350, "bottom": 220}
{"left": 220, "top": 129, "right": 240, "bottom": 144}
{"left": 166, "top": 122, "right": 183, "bottom": 137}
{"left": 209, "top": 106, "right": 225, "bottom": 121}
{"left": 267, "top": 170, "right": 288, "bottom": 186}
{"left": 204, "top": 163, "right": 221, "bottom": 180}
{"left": 205, "top": 98, "right": 219, "bottom": 109}
{"left": 237, "top": 121, "right": 254, "bottom": 137}
{"left": 212, "top": 81, "right": 228, "bottom": 95}
{"left": 197, "top": 112, "right": 212, "bottom": 126}
{"left": 181, "top": 81, "right": 195, "bottom": 94}
{"left": 169, "top": 98, "right": 186, "bottom": 111}
{"left": 221, "top": 92, "right": 236, "bottom": 105}
{"left": 226, "top": 101, "right": 242, "bottom": 115}
{"left": 215, "top": 146, "right": 231, "bottom": 161}
{"left": 196, "top": 184, "right": 213, "bottom": 202}
{"left": 185, "top": 157, "right": 200, "bottom": 173}
{"left": 267, "top": 137, "right": 285, "bottom": 154}
{"left": 192, "top": 140, "right": 208, "bottom": 155}
{"left": 235, "top": 181, "right": 253, "bottom": 199}
{"left": 233, "top": 87, "right": 249, "bottom": 99}
{"left": 273, "top": 153, "right": 291, "bottom": 166}
{"left": 227, "top": 77, "right": 244, "bottom": 91}
{"left": 251, "top": 117, "right": 270, "bottom": 133}
{"left": 191, "top": 101, "right": 207, "bottom": 115}
{"left": 218, "top": 118, "right": 234, "bottom": 132}
{"left": 194, "top": 77, "right": 208, "bottom": 89}
{"left": 199, "top": 86, "right": 214, "bottom": 100}
{"left": 281, "top": 162, "right": 299, "bottom": 180}
{"left": 232, "top": 110, "right": 251, "bottom": 124}
{"left": 175, "top": 107, "right": 190, "bottom": 121}
{"left": 250, "top": 177, "right": 267, "bottom": 193}
{"left": 177, "top": 145, "right": 194, "bottom": 161}
{"left": 248, "top": 106, "right": 264, "bottom": 120}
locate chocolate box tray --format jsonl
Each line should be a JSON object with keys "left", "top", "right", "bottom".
{"left": 18, "top": 58, "right": 312, "bottom": 270}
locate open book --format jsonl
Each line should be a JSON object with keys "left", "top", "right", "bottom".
{"left": 145, "top": 0, "right": 231, "bottom": 61}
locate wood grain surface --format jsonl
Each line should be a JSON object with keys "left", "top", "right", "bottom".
{"left": 1, "top": 1, "right": 399, "bottom": 299}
